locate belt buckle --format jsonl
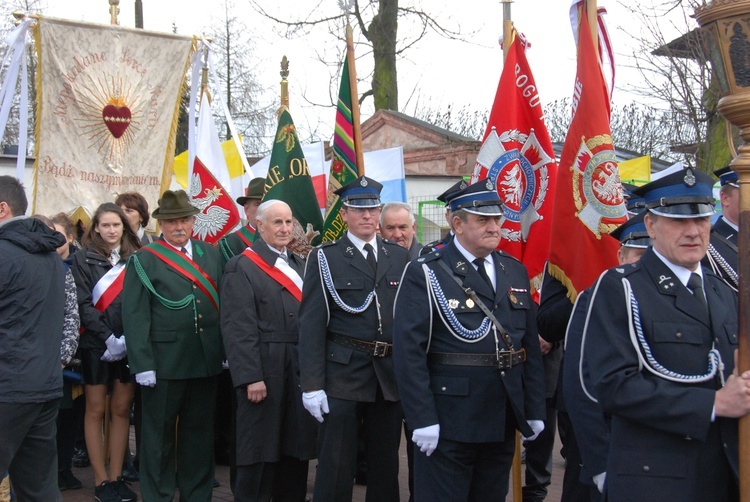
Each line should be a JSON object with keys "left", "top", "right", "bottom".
{"left": 496, "top": 350, "right": 511, "bottom": 369}
{"left": 372, "top": 341, "right": 389, "bottom": 357}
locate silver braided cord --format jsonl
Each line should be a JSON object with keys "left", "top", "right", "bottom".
{"left": 426, "top": 267, "right": 491, "bottom": 341}
{"left": 706, "top": 243, "right": 738, "bottom": 292}
{"left": 318, "top": 248, "right": 375, "bottom": 314}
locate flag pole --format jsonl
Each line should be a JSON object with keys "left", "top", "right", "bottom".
{"left": 109, "top": 0, "right": 119, "bottom": 25}
{"left": 587, "top": 0, "right": 598, "bottom": 58}
{"left": 279, "top": 56, "right": 290, "bottom": 114}
{"left": 345, "top": 24, "right": 366, "bottom": 176}
{"left": 501, "top": 2, "right": 523, "bottom": 499}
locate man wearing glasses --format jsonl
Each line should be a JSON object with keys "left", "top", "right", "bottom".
{"left": 299, "top": 176, "right": 409, "bottom": 501}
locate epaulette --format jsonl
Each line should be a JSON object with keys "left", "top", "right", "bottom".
{"left": 316, "top": 240, "right": 338, "bottom": 249}
{"left": 381, "top": 239, "right": 403, "bottom": 249}
{"left": 415, "top": 251, "right": 441, "bottom": 263}
{"left": 611, "top": 261, "right": 640, "bottom": 276}
{"left": 494, "top": 249, "right": 521, "bottom": 264}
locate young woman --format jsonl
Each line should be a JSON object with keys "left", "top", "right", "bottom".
{"left": 71, "top": 203, "right": 140, "bottom": 502}
{"left": 115, "top": 192, "right": 154, "bottom": 245}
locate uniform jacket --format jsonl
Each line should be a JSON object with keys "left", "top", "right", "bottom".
{"left": 298, "top": 234, "right": 409, "bottom": 402}
{"left": 585, "top": 249, "right": 739, "bottom": 501}
{"left": 218, "top": 224, "right": 256, "bottom": 263}
{"left": 221, "top": 239, "right": 317, "bottom": 463}
{"left": 702, "top": 217, "right": 738, "bottom": 289}
{"left": 407, "top": 239, "right": 423, "bottom": 261}
{"left": 561, "top": 289, "right": 608, "bottom": 484}
{"left": 0, "top": 217, "right": 65, "bottom": 403}
{"left": 122, "top": 238, "right": 224, "bottom": 380}
{"left": 392, "top": 241, "right": 545, "bottom": 442}
{"left": 71, "top": 247, "right": 124, "bottom": 350}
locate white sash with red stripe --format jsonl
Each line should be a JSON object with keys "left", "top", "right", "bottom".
{"left": 241, "top": 248, "right": 303, "bottom": 301}
{"left": 92, "top": 262, "right": 126, "bottom": 312}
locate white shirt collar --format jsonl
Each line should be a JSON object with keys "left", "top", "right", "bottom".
{"left": 453, "top": 238, "right": 496, "bottom": 289}
{"left": 163, "top": 238, "right": 193, "bottom": 259}
{"left": 265, "top": 242, "right": 288, "bottom": 261}
{"left": 652, "top": 247, "right": 702, "bottom": 288}
{"left": 347, "top": 231, "right": 377, "bottom": 259}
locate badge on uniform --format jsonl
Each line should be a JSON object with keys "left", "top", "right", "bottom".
{"left": 448, "top": 299, "right": 459, "bottom": 309}
{"left": 466, "top": 299, "right": 475, "bottom": 308}
{"left": 389, "top": 280, "right": 400, "bottom": 287}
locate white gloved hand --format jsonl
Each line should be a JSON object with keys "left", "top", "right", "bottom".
{"left": 412, "top": 424, "right": 440, "bottom": 456}
{"left": 100, "top": 349, "right": 115, "bottom": 362}
{"left": 593, "top": 472, "right": 606, "bottom": 493}
{"left": 135, "top": 370, "right": 156, "bottom": 387}
{"left": 302, "top": 390, "right": 329, "bottom": 423}
{"left": 104, "top": 334, "right": 127, "bottom": 360}
{"left": 521, "top": 420, "right": 545, "bottom": 441}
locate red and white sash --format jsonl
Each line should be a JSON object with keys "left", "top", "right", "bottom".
{"left": 92, "top": 262, "right": 126, "bottom": 312}
{"left": 241, "top": 248, "right": 303, "bottom": 301}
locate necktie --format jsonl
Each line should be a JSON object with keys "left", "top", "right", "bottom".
{"left": 278, "top": 252, "right": 288, "bottom": 263}
{"left": 180, "top": 247, "right": 188, "bottom": 258}
{"left": 364, "top": 243, "right": 377, "bottom": 271}
{"left": 687, "top": 272, "right": 708, "bottom": 314}
{"left": 473, "top": 257, "right": 494, "bottom": 291}
{"left": 109, "top": 249, "right": 120, "bottom": 266}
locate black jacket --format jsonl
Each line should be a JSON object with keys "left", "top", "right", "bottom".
{"left": 0, "top": 217, "right": 66, "bottom": 403}
{"left": 71, "top": 248, "right": 125, "bottom": 350}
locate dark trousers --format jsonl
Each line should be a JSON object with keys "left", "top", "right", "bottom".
{"left": 234, "top": 456, "right": 309, "bottom": 502}
{"left": 140, "top": 376, "right": 218, "bottom": 502}
{"left": 558, "top": 411, "right": 600, "bottom": 502}
{"left": 56, "top": 394, "right": 84, "bottom": 472}
{"left": 414, "top": 436, "right": 515, "bottom": 502}
{"left": 313, "top": 392, "right": 402, "bottom": 502}
{"left": 0, "top": 399, "right": 62, "bottom": 502}
{"left": 523, "top": 398, "right": 557, "bottom": 501}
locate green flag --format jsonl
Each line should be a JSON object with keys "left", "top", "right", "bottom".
{"left": 264, "top": 109, "right": 324, "bottom": 241}
{"left": 321, "top": 56, "right": 359, "bottom": 242}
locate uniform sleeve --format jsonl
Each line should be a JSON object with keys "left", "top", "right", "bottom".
{"left": 298, "top": 249, "right": 329, "bottom": 393}
{"left": 221, "top": 257, "right": 262, "bottom": 387}
{"left": 537, "top": 269, "right": 574, "bottom": 343}
{"left": 60, "top": 268, "right": 80, "bottom": 366}
{"left": 71, "top": 250, "right": 113, "bottom": 343}
{"left": 392, "top": 260, "right": 440, "bottom": 429}
{"left": 585, "top": 272, "right": 715, "bottom": 441}
{"left": 122, "top": 253, "right": 156, "bottom": 374}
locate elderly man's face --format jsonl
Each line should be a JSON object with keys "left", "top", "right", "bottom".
{"left": 645, "top": 213, "right": 710, "bottom": 271}
{"left": 453, "top": 212, "right": 502, "bottom": 259}
{"left": 381, "top": 207, "right": 415, "bottom": 249}
{"left": 257, "top": 203, "right": 293, "bottom": 252}
{"left": 160, "top": 216, "right": 195, "bottom": 248}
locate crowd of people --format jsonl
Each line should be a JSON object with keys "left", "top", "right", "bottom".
{"left": 0, "top": 163, "right": 747, "bottom": 502}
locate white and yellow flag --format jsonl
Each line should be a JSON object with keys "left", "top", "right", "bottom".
{"left": 33, "top": 17, "right": 194, "bottom": 217}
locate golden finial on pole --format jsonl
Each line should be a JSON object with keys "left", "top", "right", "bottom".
{"left": 277, "top": 56, "right": 290, "bottom": 117}
{"left": 109, "top": 0, "right": 120, "bottom": 26}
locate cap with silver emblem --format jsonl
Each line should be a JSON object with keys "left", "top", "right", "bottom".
{"left": 632, "top": 168, "right": 715, "bottom": 218}
{"left": 334, "top": 175, "right": 383, "bottom": 208}
{"left": 448, "top": 178, "right": 504, "bottom": 216}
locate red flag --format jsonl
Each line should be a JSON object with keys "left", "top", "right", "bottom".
{"left": 547, "top": 8, "right": 626, "bottom": 300}
{"left": 189, "top": 94, "right": 241, "bottom": 245}
{"left": 471, "top": 34, "right": 558, "bottom": 301}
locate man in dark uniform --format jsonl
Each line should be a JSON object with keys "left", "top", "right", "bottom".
{"left": 221, "top": 199, "right": 318, "bottom": 501}
{"left": 298, "top": 175, "right": 409, "bottom": 502}
{"left": 562, "top": 211, "right": 651, "bottom": 499}
{"left": 420, "top": 179, "right": 468, "bottom": 255}
{"left": 218, "top": 177, "right": 265, "bottom": 262}
{"left": 585, "top": 169, "right": 750, "bottom": 502}
{"left": 703, "top": 166, "right": 738, "bottom": 290}
{"left": 123, "top": 190, "right": 225, "bottom": 501}
{"left": 393, "top": 179, "right": 546, "bottom": 501}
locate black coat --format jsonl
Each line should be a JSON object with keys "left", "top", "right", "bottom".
{"left": 298, "top": 235, "right": 409, "bottom": 402}
{"left": 71, "top": 248, "right": 124, "bottom": 350}
{"left": 702, "top": 217, "right": 738, "bottom": 290}
{"left": 585, "top": 249, "right": 739, "bottom": 501}
{"left": 393, "top": 240, "right": 545, "bottom": 441}
{"left": 221, "top": 239, "right": 317, "bottom": 464}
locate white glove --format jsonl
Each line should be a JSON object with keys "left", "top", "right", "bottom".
{"left": 135, "top": 370, "right": 156, "bottom": 387}
{"left": 103, "top": 334, "right": 127, "bottom": 360}
{"left": 593, "top": 472, "right": 606, "bottom": 493}
{"left": 302, "top": 390, "right": 329, "bottom": 423}
{"left": 521, "top": 420, "right": 545, "bottom": 441}
{"left": 412, "top": 424, "right": 440, "bottom": 456}
{"left": 100, "top": 349, "right": 115, "bottom": 362}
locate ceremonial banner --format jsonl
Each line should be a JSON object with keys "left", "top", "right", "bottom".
{"left": 190, "top": 93, "right": 241, "bottom": 244}
{"left": 33, "top": 17, "right": 194, "bottom": 217}
{"left": 471, "top": 34, "right": 558, "bottom": 301}
{"left": 547, "top": 9, "right": 626, "bottom": 301}
{"left": 321, "top": 54, "right": 359, "bottom": 242}
{"left": 264, "top": 108, "right": 324, "bottom": 241}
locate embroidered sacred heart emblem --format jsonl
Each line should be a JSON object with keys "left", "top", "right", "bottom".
{"left": 102, "top": 103, "right": 132, "bottom": 139}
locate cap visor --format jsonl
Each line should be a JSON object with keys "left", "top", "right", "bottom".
{"left": 462, "top": 205, "right": 503, "bottom": 216}
{"left": 343, "top": 197, "right": 381, "bottom": 208}
{"left": 649, "top": 203, "right": 715, "bottom": 218}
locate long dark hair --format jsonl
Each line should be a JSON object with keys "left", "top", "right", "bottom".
{"left": 82, "top": 203, "right": 141, "bottom": 260}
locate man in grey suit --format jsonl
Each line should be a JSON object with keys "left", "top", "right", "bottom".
{"left": 380, "top": 201, "right": 422, "bottom": 260}
{"left": 221, "top": 200, "right": 318, "bottom": 501}
{"left": 299, "top": 176, "right": 409, "bottom": 501}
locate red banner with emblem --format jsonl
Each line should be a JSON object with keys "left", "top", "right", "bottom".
{"left": 471, "top": 34, "right": 558, "bottom": 302}
{"left": 547, "top": 9, "right": 626, "bottom": 301}
{"left": 189, "top": 94, "right": 241, "bottom": 245}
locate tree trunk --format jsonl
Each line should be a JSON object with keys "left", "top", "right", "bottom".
{"left": 368, "top": 0, "right": 398, "bottom": 111}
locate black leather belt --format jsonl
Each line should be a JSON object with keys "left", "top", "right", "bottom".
{"left": 328, "top": 333, "right": 392, "bottom": 357}
{"left": 428, "top": 349, "right": 526, "bottom": 369}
